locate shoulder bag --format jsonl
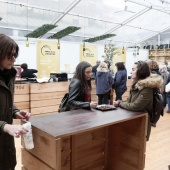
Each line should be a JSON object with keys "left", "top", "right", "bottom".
{"left": 58, "top": 93, "right": 70, "bottom": 112}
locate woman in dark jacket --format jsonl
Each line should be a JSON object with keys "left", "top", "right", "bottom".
{"left": 21, "top": 63, "right": 38, "bottom": 78}
{"left": 67, "top": 61, "right": 98, "bottom": 110}
{"left": 95, "top": 62, "right": 113, "bottom": 104}
{"left": 113, "top": 62, "right": 127, "bottom": 100}
{"left": 113, "top": 61, "right": 163, "bottom": 140}
{"left": 0, "top": 34, "right": 30, "bottom": 169}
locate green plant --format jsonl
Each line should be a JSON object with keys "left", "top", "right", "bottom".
{"left": 84, "top": 34, "right": 115, "bottom": 43}
{"left": 48, "top": 26, "right": 81, "bottom": 39}
{"left": 102, "top": 44, "right": 119, "bottom": 65}
{"left": 25, "top": 24, "right": 57, "bottom": 38}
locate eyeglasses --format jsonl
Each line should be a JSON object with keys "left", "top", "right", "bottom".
{"left": 7, "top": 52, "right": 18, "bottom": 60}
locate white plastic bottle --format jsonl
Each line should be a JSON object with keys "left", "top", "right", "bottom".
{"left": 22, "top": 122, "right": 34, "bottom": 149}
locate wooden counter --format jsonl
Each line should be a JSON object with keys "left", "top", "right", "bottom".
{"left": 21, "top": 108, "right": 147, "bottom": 170}
{"left": 14, "top": 80, "right": 132, "bottom": 117}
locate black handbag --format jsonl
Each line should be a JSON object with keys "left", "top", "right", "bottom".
{"left": 58, "top": 93, "right": 70, "bottom": 112}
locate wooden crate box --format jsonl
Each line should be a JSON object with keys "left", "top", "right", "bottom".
{"left": 22, "top": 108, "right": 147, "bottom": 170}
{"left": 30, "top": 82, "right": 69, "bottom": 116}
{"left": 14, "top": 84, "right": 30, "bottom": 111}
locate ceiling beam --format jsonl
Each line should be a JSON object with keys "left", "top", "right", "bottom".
{"left": 136, "top": 25, "right": 170, "bottom": 44}
{"left": 126, "top": 0, "right": 170, "bottom": 15}
{"left": 0, "top": 0, "right": 159, "bottom": 34}
{"left": 66, "top": 12, "right": 158, "bottom": 33}
{"left": 105, "top": 7, "right": 151, "bottom": 34}
{"left": 51, "top": 0, "right": 82, "bottom": 25}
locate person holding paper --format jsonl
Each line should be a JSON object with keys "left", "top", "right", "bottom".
{"left": 0, "top": 34, "right": 31, "bottom": 169}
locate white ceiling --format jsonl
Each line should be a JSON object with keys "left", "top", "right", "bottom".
{"left": 0, "top": 0, "right": 170, "bottom": 48}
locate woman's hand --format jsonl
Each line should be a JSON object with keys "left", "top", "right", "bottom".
{"left": 113, "top": 100, "right": 120, "bottom": 107}
{"left": 90, "top": 102, "right": 98, "bottom": 109}
{"left": 15, "top": 110, "right": 30, "bottom": 121}
{"left": 3, "top": 124, "right": 28, "bottom": 138}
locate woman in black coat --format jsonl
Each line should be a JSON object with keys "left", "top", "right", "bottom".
{"left": 67, "top": 61, "right": 98, "bottom": 110}
{"left": 0, "top": 34, "right": 30, "bottom": 169}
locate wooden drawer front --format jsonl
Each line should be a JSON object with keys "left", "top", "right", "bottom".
{"left": 30, "top": 91, "right": 67, "bottom": 101}
{"left": 30, "top": 82, "right": 69, "bottom": 93}
{"left": 14, "top": 101, "right": 30, "bottom": 109}
{"left": 71, "top": 128, "right": 106, "bottom": 170}
{"left": 22, "top": 128, "right": 61, "bottom": 169}
{"left": 30, "top": 99, "right": 60, "bottom": 108}
{"left": 14, "top": 94, "right": 29, "bottom": 102}
{"left": 14, "top": 84, "right": 30, "bottom": 94}
{"left": 22, "top": 149, "right": 53, "bottom": 170}
{"left": 106, "top": 117, "right": 146, "bottom": 170}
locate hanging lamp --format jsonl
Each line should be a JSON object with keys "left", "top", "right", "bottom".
{"left": 83, "top": 42, "right": 85, "bottom": 52}
{"left": 58, "top": 39, "right": 60, "bottom": 50}
{"left": 137, "top": 47, "right": 139, "bottom": 55}
{"left": 122, "top": 46, "right": 125, "bottom": 54}
{"left": 26, "top": 0, "right": 29, "bottom": 47}
{"left": 26, "top": 36, "right": 29, "bottom": 47}
{"left": 104, "top": 44, "right": 107, "bottom": 53}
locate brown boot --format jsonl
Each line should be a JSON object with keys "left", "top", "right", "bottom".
{"left": 167, "top": 110, "right": 170, "bottom": 113}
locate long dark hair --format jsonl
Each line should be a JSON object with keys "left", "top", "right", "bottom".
{"left": 0, "top": 34, "right": 19, "bottom": 62}
{"left": 73, "top": 61, "right": 92, "bottom": 92}
{"left": 115, "top": 62, "right": 126, "bottom": 71}
{"left": 132, "top": 61, "right": 150, "bottom": 88}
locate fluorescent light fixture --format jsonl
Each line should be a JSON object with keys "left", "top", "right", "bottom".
{"left": 103, "top": 0, "right": 125, "bottom": 10}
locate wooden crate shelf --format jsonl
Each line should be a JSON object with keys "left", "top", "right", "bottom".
{"left": 149, "top": 49, "right": 170, "bottom": 65}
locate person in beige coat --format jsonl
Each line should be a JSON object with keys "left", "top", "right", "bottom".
{"left": 113, "top": 61, "right": 163, "bottom": 140}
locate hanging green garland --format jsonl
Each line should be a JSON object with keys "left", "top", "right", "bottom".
{"left": 48, "top": 26, "right": 81, "bottom": 39}
{"left": 84, "top": 34, "right": 115, "bottom": 43}
{"left": 25, "top": 24, "right": 57, "bottom": 38}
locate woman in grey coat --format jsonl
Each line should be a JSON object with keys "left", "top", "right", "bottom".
{"left": 95, "top": 62, "right": 114, "bottom": 105}
{"left": 0, "top": 34, "right": 30, "bottom": 169}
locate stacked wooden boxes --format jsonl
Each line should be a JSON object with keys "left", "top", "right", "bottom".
{"left": 14, "top": 84, "right": 30, "bottom": 112}
{"left": 29, "top": 82, "right": 69, "bottom": 116}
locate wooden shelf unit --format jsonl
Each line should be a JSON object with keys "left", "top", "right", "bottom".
{"left": 149, "top": 49, "right": 170, "bottom": 65}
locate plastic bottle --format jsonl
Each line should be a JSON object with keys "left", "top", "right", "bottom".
{"left": 22, "top": 122, "right": 34, "bottom": 149}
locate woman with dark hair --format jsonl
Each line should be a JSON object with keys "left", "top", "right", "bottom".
{"left": 113, "top": 61, "right": 162, "bottom": 140}
{"left": 113, "top": 62, "right": 127, "bottom": 100}
{"left": 0, "top": 34, "right": 30, "bottom": 169}
{"left": 67, "top": 61, "right": 98, "bottom": 110}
